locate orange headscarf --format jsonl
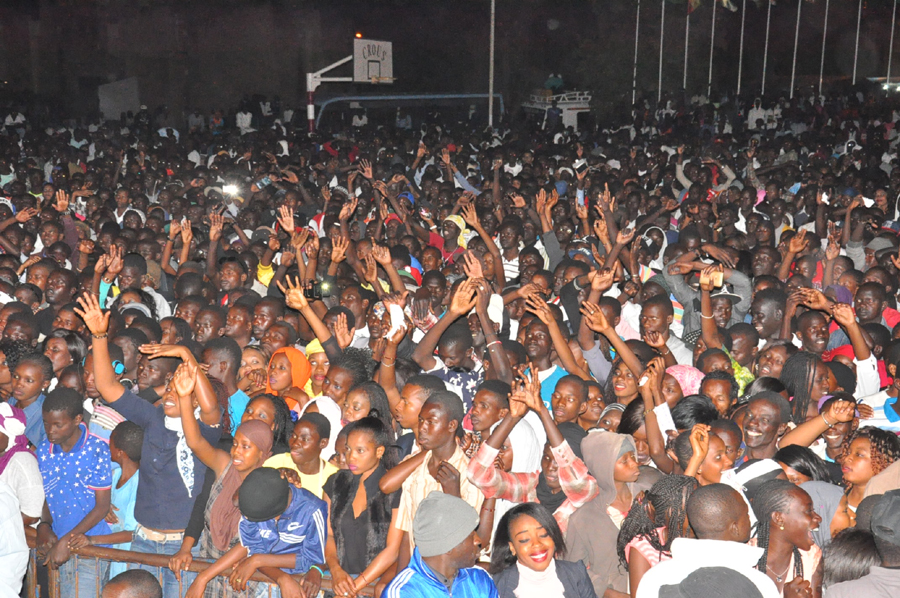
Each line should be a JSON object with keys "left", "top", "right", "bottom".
{"left": 265, "top": 347, "right": 312, "bottom": 412}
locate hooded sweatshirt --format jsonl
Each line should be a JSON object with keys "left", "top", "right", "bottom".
{"left": 565, "top": 431, "right": 652, "bottom": 596}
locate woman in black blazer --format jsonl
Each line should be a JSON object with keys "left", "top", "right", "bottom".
{"left": 491, "top": 503, "right": 597, "bottom": 598}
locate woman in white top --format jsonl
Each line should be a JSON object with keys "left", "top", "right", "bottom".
{"left": 0, "top": 402, "right": 44, "bottom": 525}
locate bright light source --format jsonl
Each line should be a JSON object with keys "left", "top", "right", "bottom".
{"left": 355, "top": 32, "right": 363, "bottom": 38}
{"left": 223, "top": 185, "right": 239, "bottom": 195}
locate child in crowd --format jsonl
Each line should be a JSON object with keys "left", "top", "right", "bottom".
{"left": 187, "top": 467, "right": 327, "bottom": 598}
{"left": 9, "top": 353, "right": 53, "bottom": 447}
{"left": 265, "top": 412, "right": 338, "bottom": 499}
{"left": 36, "top": 388, "right": 112, "bottom": 598}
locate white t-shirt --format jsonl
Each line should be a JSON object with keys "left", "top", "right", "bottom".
{"left": 0, "top": 451, "right": 44, "bottom": 519}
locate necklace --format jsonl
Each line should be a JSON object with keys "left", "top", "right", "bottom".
{"left": 766, "top": 561, "right": 791, "bottom": 583}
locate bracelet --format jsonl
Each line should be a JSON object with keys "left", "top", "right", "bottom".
{"left": 661, "top": 348, "right": 671, "bottom": 356}
{"left": 37, "top": 521, "right": 51, "bottom": 528}
{"left": 92, "top": 333, "right": 108, "bottom": 340}
{"left": 359, "top": 573, "right": 369, "bottom": 586}
{"left": 486, "top": 340, "right": 501, "bottom": 348}
{"left": 102, "top": 277, "right": 114, "bottom": 284}
{"left": 309, "top": 565, "right": 324, "bottom": 576}
{"left": 700, "top": 313, "right": 714, "bottom": 320}
{"left": 821, "top": 413, "right": 834, "bottom": 428}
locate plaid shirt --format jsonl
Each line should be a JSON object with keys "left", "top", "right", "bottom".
{"left": 465, "top": 440, "right": 598, "bottom": 535}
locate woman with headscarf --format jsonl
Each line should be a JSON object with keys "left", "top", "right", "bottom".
{"left": 666, "top": 365, "right": 704, "bottom": 398}
{"left": 265, "top": 346, "right": 312, "bottom": 417}
{"left": 466, "top": 375, "right": 597, "bottom": 536}
{"left": 167, "top": 365, "right": 275, "bottom": 597}
{"left": 0, "top": 402, "right": 44, "bottom": 524}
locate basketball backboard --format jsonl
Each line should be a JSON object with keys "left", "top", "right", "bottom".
{"left": 353, "top": 39, "right": 393, "bottom": 83}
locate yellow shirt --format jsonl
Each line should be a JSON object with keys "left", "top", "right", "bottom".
{"left": 263, "top": 453, "right": 338, "bottom": 499}
{"left": 396, "top": 446, "right": 484, "bottom": 551}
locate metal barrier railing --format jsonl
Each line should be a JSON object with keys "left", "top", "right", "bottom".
{"left": 25, "top": 540, "right": 376, "bottom": 598}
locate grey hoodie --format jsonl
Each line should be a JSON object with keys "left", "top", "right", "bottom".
{"left": 565, "top": 432, "right": 652, "bottom": 597}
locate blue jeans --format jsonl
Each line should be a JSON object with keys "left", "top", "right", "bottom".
{"left": 58, "top": 556, "right": 110, "bottom": 598}
{"left": 129, "top": 531, "right": 199, "bottom": 598}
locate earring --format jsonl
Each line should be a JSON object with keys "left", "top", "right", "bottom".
{"left": 778, "top": 525, "right": 784, "bottom": 530}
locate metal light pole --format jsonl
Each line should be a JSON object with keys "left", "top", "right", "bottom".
{"left": 488, "top": 0, "right": 496, "bottom": 127}
{"left": 790, "top": 0, "right": 802, "bottom": 99}
{"left": 889, "top": 0, "right": 898, "bottom": 86}
{"left": 852, "top": 0, "right": 863, "bottom": 84}
{"left": 658, "top": 0, "right": 666, "bottom": 104}
{"left": 707, "top": 0, "right": 717, "bottom": 98}
{"left": 762, "top": 0, "right": 773, "bottom": 95}
{"left": 819, "top": 0, "right": 830, "bottom": 96}
{"left": 683, "top": 8, "right": 690, "bottom": 90}
{"left": 633, "top": 0, "right": 642, "bottom": 105}
{"left": 737, "top": 0, "right": 747, "bottom": 96}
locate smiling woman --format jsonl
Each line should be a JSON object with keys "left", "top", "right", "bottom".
{"left": 490, "top": 502, "right": 596, "bottom": 598}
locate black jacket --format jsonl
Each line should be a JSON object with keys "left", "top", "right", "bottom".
{"left": 493, "top": 559, "right": 597, "bottom": 598}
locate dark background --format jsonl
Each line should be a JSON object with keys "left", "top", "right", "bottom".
{"left": 0, "top": 0, "right": 897, "bottom": 124}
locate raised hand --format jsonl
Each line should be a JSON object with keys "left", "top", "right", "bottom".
{"left": 277, "top": 205, "right": 295, "bottom": 232}
{"left": 524, "top": 294, "right": 553, "bottom": 325}
{"left": 441, "top": 147, "right": 452, "bottom": 166}
{"left": 334, "top": 312, "right": 355, "bottom": 349}
{"left": 362, "top": 254, "right": 378, "bottom": 284}
{"left": 276, "top": 276, "right": 310, "bottom": 311}
{"left": 15, "top": 207, "right": 38, "bottom": 223}
{"left": 168, "top": 219, "right": 182, "bottom": 240}
{"left": 580, "top": 301, "right": 612, "bottom": 335}
{"left": 359, "top": 158, "right": 374, "bottom": 179}
{"left": 461, "top": 252, "right": 484, "bottom": 280}
{"left": 331, "top": 236, "right": 349, "bottom": 263}
{"left": 616, "top": 227, "right": 635, "bottom": 246}
{"left": 449, "top": 278, "right": 478, "bottom": 316}
{"left": 371, "top": 243, "right": 392, "bottom": 266}
{"left": 689, "top": 423, "right": 711, "bottom": 462}
{"left": 338, "top": 197, "right": 358, "bottom": 222}
{"left": 801, "top": 288, "right": 832, "bottom": 313}
{"left": 54, "top": 189, "right": 70, "bottom": 213}
{"left": 460, "top": 203, "right": 479, "bottom": 229}
{"left": 830, "top": 302, "right": 854, "bottom": 328}
{"left": 643, "top": 330, "right": 667, "bottom": 351}
{"left": 172, "top": 361, "right": 198, "bottom": 398}
{"left": 590, "top": 267, "right": 615, "bottom": 293}
{"left": 209, "top": 213, "right": 224, "bottom": 242}
{"left": 73, "top": 294, "right": 109, "bottom": 335}
{"left": 180, "top": 220, "right": 193, "bottom": 247}
{"left": 107, "top": 244, "right": 125, "bottom": 278}
{"left": 788, "top": 229, "right": 809, "bottom": 254}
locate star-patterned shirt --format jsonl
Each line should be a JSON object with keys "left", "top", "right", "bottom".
{"left": 37, "top": 423, "right": 112, "bottom": 538}
{"left": 426, "top": 357, "right": 483, "bottom": 412}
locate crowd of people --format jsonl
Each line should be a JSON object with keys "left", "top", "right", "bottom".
{"left": 2, "top": 87, "right": 900, "bottom": 598}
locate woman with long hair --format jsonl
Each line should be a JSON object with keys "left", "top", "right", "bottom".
{"left": 241, "top": 393, "right": 294, "bottom": 455}
{"left": 490, "top": 502, "right": 596, "bottom": 598}
{"left": 751, "top": 479, "right": 823, "bottom": 596}
{"left": 616, "top": 475, "right": 699, "bottom": 597}
{"left": 322, "top": 417, "right": 402, "bottom": 597}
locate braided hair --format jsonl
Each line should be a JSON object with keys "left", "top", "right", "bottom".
{"left": 751, "top": 479, "right": 804, "bottom": 581}
{"left": 840, "top": 426, "right": 900, "bottom": 489}
{"left": 616, "top": 474, "right": 699, "bottom": 570}
{"left": 780, "top": 352, "right": 822, "bottom": 425}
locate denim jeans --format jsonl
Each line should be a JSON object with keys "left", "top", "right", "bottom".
{"left": 58, "top": 556, "right": 110, "bottom": 598}
{"left": 129, "top": 531, "right": 198, "bottom": 598}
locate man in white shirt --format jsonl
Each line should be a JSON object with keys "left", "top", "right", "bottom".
{"left": 637, "top": 483, "right": 780, "bottom": 598}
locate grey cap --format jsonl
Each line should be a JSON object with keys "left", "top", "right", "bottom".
{"left": 871, "top": 489, "right": 900, "bottom": 547}
{"left": 412, "top": 491, "right": 478, "bottom": 557}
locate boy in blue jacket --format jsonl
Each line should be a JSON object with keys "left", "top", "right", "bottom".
{"left": 384, "top": 491, "right": 498, "bottom": 598}
{"left": 186, "top": 467, "right": 327, "bottom": 598}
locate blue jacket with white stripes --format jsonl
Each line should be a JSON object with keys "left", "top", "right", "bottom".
{"left": 383, "top": 547, "right": 498, "bottom": 598}
{"left": 238, "top": 486, "right": 327, "bottom": 574}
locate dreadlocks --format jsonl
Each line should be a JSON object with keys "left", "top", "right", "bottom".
{"left": 751, "top": 479, "right": 804, "bottom": 581}
{"left": 780, "top": 351, "right": 822, "bottom": 425}
{"left": 616, "top": 474, "right": 699, "bottom": 570}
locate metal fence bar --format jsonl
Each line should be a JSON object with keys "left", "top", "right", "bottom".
{"left": 26, "top": 545, "right": 377, "bottom": 597}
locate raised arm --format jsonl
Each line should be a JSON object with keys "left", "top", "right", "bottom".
{"left": 173, "top": 362, "right": 230, "bottom": 476}
{"left": 276, "top": 276, "right": 343, "bottom": 363}
{"left": 580, "top": 300, "right": 646, "bottom": 381}
{"left": 411, "top": 279, "right": 477, "bottom": 371}
{"left": 524, "top": 294, "right": 591, "bottom": 380}
{"left": 73, "top": 294, "right": 125, "bottom": 403}
{"left": 137, "top": 344, "right": 220, "bottom": 426}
